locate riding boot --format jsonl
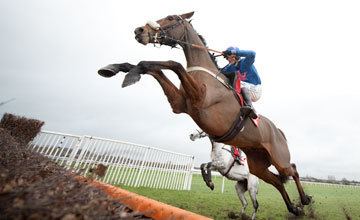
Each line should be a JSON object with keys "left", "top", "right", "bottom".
{"left": 241, "top": 88, "right": 257, "bottom": 119}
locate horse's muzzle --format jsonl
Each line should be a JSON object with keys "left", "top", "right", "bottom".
{"left": 134, "top": 34, "right": 149, "bottom": 45}
{"left": 134, "top": 27, "right": 144, "bottom": 35}
{"left": 134, "top": 26, "right": 150, "bottom": 45}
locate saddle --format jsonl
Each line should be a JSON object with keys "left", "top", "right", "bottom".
{"left": 231, "top": 145, "right": 243, "bottom": 165}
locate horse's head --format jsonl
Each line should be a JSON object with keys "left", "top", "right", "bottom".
{"left": 134, "top": 12, "right": 194, "bottom": 47}
{"left": 189, "top": 129, "right": 207, "bottom": 141}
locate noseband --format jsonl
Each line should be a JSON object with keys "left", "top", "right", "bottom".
{"left": 146, "top": 16, "right": 186, "bottom": 46}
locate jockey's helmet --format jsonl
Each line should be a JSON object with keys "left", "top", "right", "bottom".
{"left": 223, "top": 46, "right": 240, "bottom": 58}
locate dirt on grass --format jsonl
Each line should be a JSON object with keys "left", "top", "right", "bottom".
{"left": 0, "top": 113, "right": 151, "bottom": 220}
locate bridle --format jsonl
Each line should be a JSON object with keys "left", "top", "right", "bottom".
{"left": 146, "top": 16, "right": 223, "bottom": 55}
{"left": 146, "top": 15, "right": 187, "bottom": 47}
{"left": 145, "top": 15, "right": 231, "bottom": 89}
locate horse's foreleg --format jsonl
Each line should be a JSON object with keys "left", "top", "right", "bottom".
{"left": 200, "top": 162, "right": 214, "bottom": 190}
{"left": 282, "top": 164, "right": 312, "bottom": 205}
{"left": 137, "top": 61, "right": 205, "bottom": 108}
{"left": 148, "top": 70, "right": 186, "bottom": 113}
{"left": 98, "top": 63, "right": 136, "bottom": 77}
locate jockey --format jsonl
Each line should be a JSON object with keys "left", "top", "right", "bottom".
{"left": 221, "top": 46, "right": 262, "bottom": 119}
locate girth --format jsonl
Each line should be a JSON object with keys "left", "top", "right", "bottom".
{"left": 209, "top": 90, "right": 247, "bottom": 143}
{"left": 210, "top": 111, "right": 247, "bottom": 143}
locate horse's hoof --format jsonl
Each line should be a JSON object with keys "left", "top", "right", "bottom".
{"left": 98, "top": 63, "right": 135, "bottom": 78}
{"left": 289, "top": 206, "right": 304, "bottom": 216}
{"left": 227, "top": 211, "right": 238, "bottom": 219}
{"left": 98, "top": 68, "right": 117, "bottom": 78}
{"left": 98, "top": 64, "right": 121, "bottom": 77}
{"left": 209, "top": 182, "right": 214, "bottom": 190}
{"left": 302, "top": 195, "right": 312, "bottom": 205}
{"left": 251, "top": 212, "right": 256, "bottom": 220}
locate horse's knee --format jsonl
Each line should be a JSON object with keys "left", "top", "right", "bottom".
{"left": 167, "top": 60, "right": 185, "bottom": 72}
{"left": 167, "top": 60, "right": 181, "bottom": 67}
{"left": 137, "top": 61, "right": 153, "bottom": 71}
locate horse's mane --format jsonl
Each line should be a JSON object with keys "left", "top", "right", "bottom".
{"left": 198, "top": 34, "right": 220, "bottom": 70}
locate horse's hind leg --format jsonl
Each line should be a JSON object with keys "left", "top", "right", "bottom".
{"left": 257, "top": 169, "right": 302, "bottom": 215}
{"left": 282, "top": 163, "right": 311, "bottom": 205}
{"left": 246, "top": 152, "right": 302, "bottom": 216}
{"left": 235, "top": 180, "right": 248, "bottom": 215}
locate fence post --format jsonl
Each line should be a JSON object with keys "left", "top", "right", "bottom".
{"left": 185, "top": 156, "right": 195, "bottom": 190}
{"left": 66, "top": 136, "right": 86, "bottom": 169}
{"left": 134, "top": 147, "right": 150, "bottom": 187}
{"left": 221, "top": 176, "right": 225, "bottom": 193}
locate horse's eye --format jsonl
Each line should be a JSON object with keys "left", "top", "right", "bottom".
{"left": 166, "top": 16, "right": 174, "bottom": 21}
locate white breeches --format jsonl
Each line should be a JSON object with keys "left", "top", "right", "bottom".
{"left": 241, "top": 81, "right": 262, "bottom": 102}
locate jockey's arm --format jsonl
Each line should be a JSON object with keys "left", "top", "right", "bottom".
{"left": 236, "top": 50, "right": 256, "bottom": 73}
{"left": 220, "top": 64, "right": 237, "bottom": 75}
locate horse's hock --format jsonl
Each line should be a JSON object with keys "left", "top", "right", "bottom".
{"left": 0, "top": 113, "right": 210, "bottom": 220}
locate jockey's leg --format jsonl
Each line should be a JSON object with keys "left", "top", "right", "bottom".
{"left": 241, "top": 87, "right": 257, "bottom": 119}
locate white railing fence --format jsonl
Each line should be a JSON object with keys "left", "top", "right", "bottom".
{"left": 28, "top": 131, "right": 194, "bottom": 190}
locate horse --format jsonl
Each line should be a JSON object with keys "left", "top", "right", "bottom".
{"left": 190, "top": 130, "right": 259, "bottom": 220}
{"left": 98, "top": 11, "right": 311, "bottom": 215}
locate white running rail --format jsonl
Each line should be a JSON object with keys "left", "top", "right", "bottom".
{"left": 28, "top": 130, "right": 195, "bottom": 190}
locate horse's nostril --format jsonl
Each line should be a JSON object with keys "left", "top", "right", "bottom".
{"left": 134, "top": 27, "right": 144, "bottom": 35}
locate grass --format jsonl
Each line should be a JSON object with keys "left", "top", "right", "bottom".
{"left": 119, "top": 174, "right": 360, "bottom": 220}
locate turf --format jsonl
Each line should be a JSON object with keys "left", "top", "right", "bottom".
{"left": 120, "top": 174, "right": 360, "bottom": 220}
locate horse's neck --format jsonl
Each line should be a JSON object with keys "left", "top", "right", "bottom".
{"left": 181, "top": 25, "right": 217, "bottom": 71}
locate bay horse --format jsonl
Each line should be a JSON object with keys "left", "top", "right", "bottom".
{"left": 98, "top": 12, "right": 311, "bottom": 215}
{"left": 190, "top": 130, "right": 259, "bottom": 220}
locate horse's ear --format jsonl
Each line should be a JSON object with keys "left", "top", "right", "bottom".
{"left": 180, "top": 11, "right": 194, "bottom": 20}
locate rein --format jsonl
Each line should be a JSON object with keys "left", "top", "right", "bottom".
{"left": 147, "top": 18, "right": 231, "bottom": 90}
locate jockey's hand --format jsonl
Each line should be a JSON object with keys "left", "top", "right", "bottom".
{"left": 222, "top": 50, "right": 231, "bottom": 58}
